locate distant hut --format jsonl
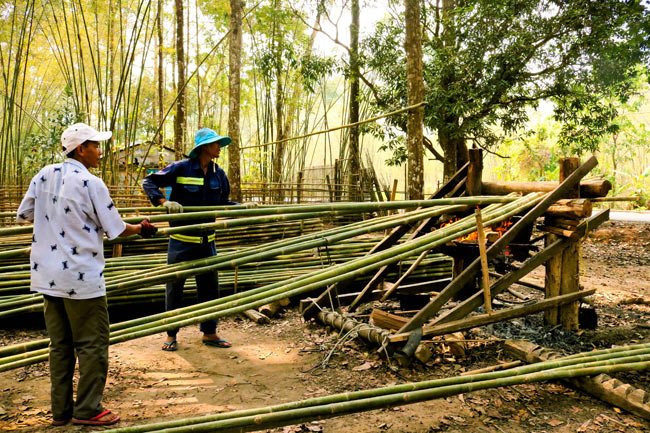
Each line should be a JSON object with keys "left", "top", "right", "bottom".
{"left": 110, "top": 141, "right": 176, "bottom": 206}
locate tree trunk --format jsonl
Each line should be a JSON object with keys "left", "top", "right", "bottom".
{"left": 272, "top": 76, "right": 285, "bottom": 203}
{"left": 195, "top": 2, "right": 202, "bottom": 127}
{"left": 438, "top": 0, "right": 468, "bottom": 181}
{"left": 173, "top": 0, "right": 186, "bottom": 160}
{"left": 439, "top": 129, "right": 468, "bottom": 181}
{"left": 270, "top": 2, "right": 285, "bottom": 204}
{"left": 228, "top": 0, "right": 243, "bottom": 202}
{"left": 156, "top": 0, "right": 164, "bottom": 147}
{"left": 404, "top": 0, "right": 424, "bottom": 199}
{"left": 348, "top": 0, "right": 361, "bottom": 201}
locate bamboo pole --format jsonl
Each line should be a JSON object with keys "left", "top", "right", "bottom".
{"left": 396, "top": 156, "right": 598, "bottom": 335}
{"left": 379, "top": 249, "right": 430, "bottom": 302}
{"left": 0, "top": 205, "right": 462, "bottom": 316}
{"left": 0, "top": 195, "right": 543, "bottom": 369}
{"left": 0, "top": 197, "right": 518, "bottom": 238}
{"left": 506, "top": 340, "right": 650, "bottom": 419}
{"left": 107, "top": 198, "right": 535, "bottom": 341}
{"left": 389, "top": 289, "right": 596, "bottom": 343}
{"left": 475, "top": 208, "right": 492, "bottom": 313}
{"left": 105, "top": 203, "right": 484, "bottom": 292}
{"left": 100, "top": 348, "right": 649, "bottom": 432}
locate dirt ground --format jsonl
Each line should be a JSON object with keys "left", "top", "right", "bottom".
{"left": 0, "top": 220, "right": 648, "bottom": 433}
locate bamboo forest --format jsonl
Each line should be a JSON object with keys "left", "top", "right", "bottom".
{"left": 0, "top": 1, "right": 649, "bottom": 432}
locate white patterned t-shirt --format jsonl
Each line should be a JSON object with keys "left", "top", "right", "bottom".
{"left": 16, "top": 158, "right": 126, "bottom": 299}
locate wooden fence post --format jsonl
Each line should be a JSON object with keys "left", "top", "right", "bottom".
{"left": 297, "top": 171, "right": 303, "bottom": 204}
{"left": 544, "top": 157, "right": 582, "bottom": 329}
{"left": 559, "top": 157, "right": 581, "bottom": 330}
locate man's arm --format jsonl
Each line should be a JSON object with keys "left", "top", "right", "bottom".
{"left": 119, "top": 220, "right": 157, "bottom": 238}
{"left": 16, "top": 176, "right": 38, "bottom": 223}
{"left": 142, "top": 163, "right": 177, "bottom": 206}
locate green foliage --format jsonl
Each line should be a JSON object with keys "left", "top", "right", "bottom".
{"left": 554, "top": 86, "right": 621, "bottom": 155}
{"left": 22, "top": 88, "right": 80, "bottom": 178}
{"left": 362, "top": 0, "right": 650, "bottom": 174}
{"left": 197, "top": 0, "right": 231, "bottom": 29}
{"left": 300, "top": 55, "right": 337, "bottom": 93}
{"left": 494, "top": 123, "right": 559, "bottom": 182}
{"left": 377, "top": 130, "right": 407, "bottom": 166}
{"left": 493, "top": 79, "right": 650, "bottom": 207}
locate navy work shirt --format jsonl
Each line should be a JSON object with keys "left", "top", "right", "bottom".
{"left": 142, "top": 158, "right": 236, "bottom": 233}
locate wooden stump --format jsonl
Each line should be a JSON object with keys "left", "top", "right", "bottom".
{"left": 559, "top": 240, "right": 581, "bottom": 330}
{"left": 544, "top": 157, "right": 582, "bottom": 330}
{"left": 544, "top": 234, "right": 561, "bottom": 326}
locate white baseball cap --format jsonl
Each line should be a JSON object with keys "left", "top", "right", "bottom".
{"left": 61, "top": 122, "right": 112, "bottom": 154}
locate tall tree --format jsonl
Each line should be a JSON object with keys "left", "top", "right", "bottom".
{"left": 228, "top": 0, "right": 243, "bottom": 202}
{"left": 363, "top": 0, "right": 650, "bottom": 180}
{"left": 0, "top": 0, "right": 36, "bottom": 185}
{"left": 156, "top": 0, "right": 164, "bottom": 146}
{"left": 404, "top": 0, "right": 424, "bottom": 198}
{"left": 174, "top": 0, "right": 186, "bottom": 159}
{"left": 245, "top": 2, "right": 335, "bottom": 202}
{"left": 347, "top": 0, "right": 361, "bottom": 201}
{"left": 270, "top": 0, "right": 286, "bottom": 202}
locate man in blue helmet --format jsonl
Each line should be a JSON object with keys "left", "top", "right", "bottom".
{"left": 143, "top": 128, "right": 235, "bottom": 351}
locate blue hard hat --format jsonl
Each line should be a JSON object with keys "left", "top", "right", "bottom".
{"left": 189, "top": 128, "right": 231, "bottom": 158}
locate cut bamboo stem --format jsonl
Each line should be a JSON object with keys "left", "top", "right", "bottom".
{"left": 389, "top": 289, "right": 596, "bottom": 343}
{"left": 0, "top": 195, "right": 543, "bottom": 370}
{"left": 379, "top": 249, "right": 430, "bottom": 302}
{"left": 99, "top": 353, "right": 649, "bottom": 432}
{"left": 475, "top": 208, "right": 492, "bottom": 313}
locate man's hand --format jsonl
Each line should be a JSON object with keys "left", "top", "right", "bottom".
{"left": 139, "top": 219, "right": 158, "bottom": 238}
{"left": 162, "top": 200, "right": 183, "bottom": 213}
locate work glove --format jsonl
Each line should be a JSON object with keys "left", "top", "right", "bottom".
{"left": 243, "top": 202, "right": 259, "bottom": 208}
{"left": 162, "top": 200, "right": 183, "bottom": 214}
{"left": 139, "top": 219, "right": 158, "bottom": 238}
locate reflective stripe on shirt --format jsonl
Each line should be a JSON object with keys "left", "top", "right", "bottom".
{"left": 170, "top": 233, "right": 216, "bottom": 243}
{"left": 176, "top": 176, "right": 204, "bottom": 186}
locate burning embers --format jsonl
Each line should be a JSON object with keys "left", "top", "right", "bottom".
{"left": 438, "top": 215, "right": 514, "bottom": 244}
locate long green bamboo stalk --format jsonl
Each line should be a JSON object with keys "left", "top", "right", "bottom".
{"left": 0, "top": 194, "right": 540, "bottom": 370}
{"left": 105, "top": 201, "right": 484, "bottom": 292}
{"left": 99, "top": 346, "right": 650, "bottom": 432}
{"left": 0, "top": 241, "right": 449, "bottom": 315}
{"left": 123, "top": 362, "right": 650, "bottom": 433}
{"left": 0, "top": 197, "right": 517, "bottom": 238}
{"left": 107, "top": 196, "right": 538, "bottom": 334}
{"left": 0, "top": 204, "right": 464, "bottom": 313}
{"left": 0, "top": 194, "right": 542, "bottom": 370}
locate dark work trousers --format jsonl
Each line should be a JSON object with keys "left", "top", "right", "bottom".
{"left": 166, "top": 238, "right": 218, "bottom": 338}
{"left": 43, "top": 294, "right": 109, "bottom": 421}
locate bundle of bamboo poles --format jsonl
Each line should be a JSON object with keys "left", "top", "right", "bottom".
{"left": 0, "top": 198, "right": 517, "bottom": 264}
{"left": 0, "top": 199, "right": 516, "bottom": 239}
{"left": 0, "top": 247, "right": 451, "bottom": 314}
{"left": 0, "top": 196, "right": 512, "bottom": 316}
{"left": 0, "top": 193, "right": 543, "bottom": 372}
{"left": 99, "top": 343, "right": 650, "bottom": 433}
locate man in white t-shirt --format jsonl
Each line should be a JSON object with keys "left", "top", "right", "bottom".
{"left": 16, "top": 123, "right": 157, "bottom": 427}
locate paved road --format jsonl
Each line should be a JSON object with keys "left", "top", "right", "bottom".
{"left": 604, "top": 210, "right": 650, "bottom": 223}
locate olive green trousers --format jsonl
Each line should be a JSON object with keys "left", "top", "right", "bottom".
{"left": 43, "top": 294, "right": 109, "bottom": 421}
